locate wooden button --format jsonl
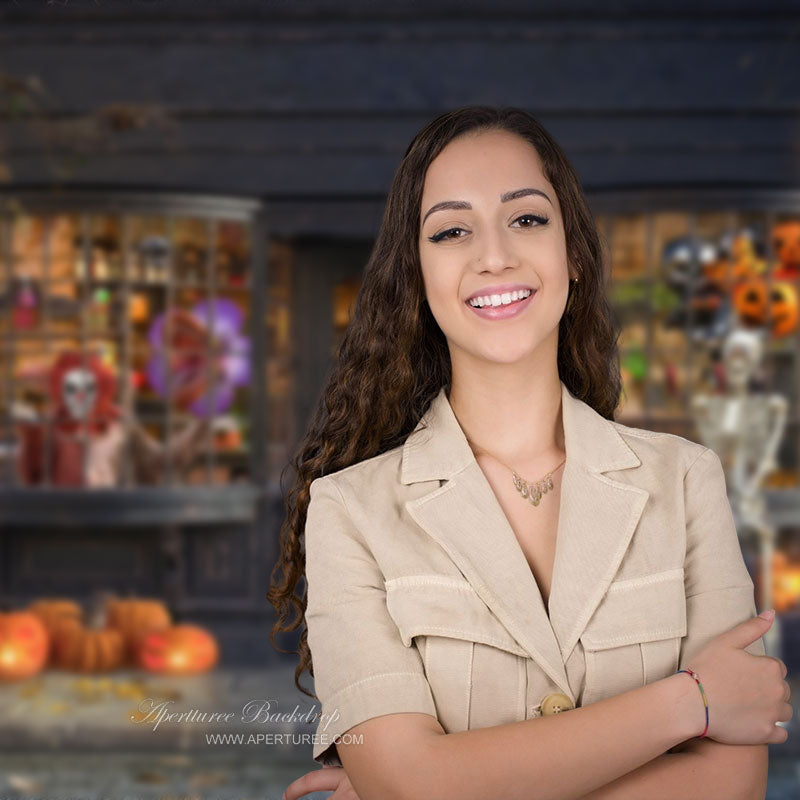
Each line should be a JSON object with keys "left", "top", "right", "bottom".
{"left": 540, "top": 692, "right": 574, "bottom": 715}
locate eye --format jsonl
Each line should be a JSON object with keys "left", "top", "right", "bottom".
{"left": 427, "top": 227, "right": 467, "bottom": 243}
{"left": 512, "top": 213, "right": 549, "bottom": 228}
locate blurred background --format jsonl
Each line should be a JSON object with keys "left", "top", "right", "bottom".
{"left": 1, "top": 0, "right": 799, "bottom": 797}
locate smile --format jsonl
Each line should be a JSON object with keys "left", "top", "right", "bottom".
{"left": 465, "top": 289, "right": 536, "bottom": 320}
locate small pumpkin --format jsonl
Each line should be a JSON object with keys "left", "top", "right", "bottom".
{"left": 138, "top": 624, "right": 219, "bottom": 675}
{"left": 105, "top": 597, "right": 172, "bottom": 663}
{"left": 27, "top": 598, "right": 84, "bottom": 641}
{"left": 51, "top": 617, "right": 125, "bottom": 673}
{"left": 0, "top": 611, "right": 49, "bottom": 680}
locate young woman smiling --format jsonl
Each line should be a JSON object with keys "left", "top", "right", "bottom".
{"left": 270, "top": 106, "right": 791, "bottom": 800}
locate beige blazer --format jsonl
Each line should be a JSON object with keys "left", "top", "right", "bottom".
{"left": 304, "top": 381, "right": 765, "bottom": 767}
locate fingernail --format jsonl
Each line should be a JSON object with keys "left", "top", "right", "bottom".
{"left": 759, "top": 609, "right": 776, "bottom": 621}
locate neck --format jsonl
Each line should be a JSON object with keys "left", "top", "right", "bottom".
{"left": 447, "top": 368, "right": 565, "bottom": 473}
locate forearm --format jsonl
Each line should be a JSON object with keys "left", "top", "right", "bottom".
{"left": 408, "top": 673, "right": 704, "bottom": 800}
{"left": 576, "top": 742, "right": 766, "bottom": 800}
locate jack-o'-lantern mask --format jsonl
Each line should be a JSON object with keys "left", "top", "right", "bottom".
{"left": 770, "top": 282, "right": 799, "bottom": 337}
{"left": 733, "top": 279, "right": 767, "bottom": 326}
{"left": 733, "top": 278, "right": 799, "bottom": 337}
{"left": 771, "top": 220, "right": 800, "bottom": 279}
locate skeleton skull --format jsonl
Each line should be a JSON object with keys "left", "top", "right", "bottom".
{"left": 722, "top": 328, "right": 764, "bottom": 389}
{"left": 61, "top": 367, "right": 98, "bottom": 421}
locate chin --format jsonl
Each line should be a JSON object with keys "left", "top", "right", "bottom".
{"left": 475, "top": 344, "right": 539, "bottom": 365}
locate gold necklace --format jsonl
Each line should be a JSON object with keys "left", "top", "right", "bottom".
{"left": 468, "top": 440, "right": 566, "bottom": 507}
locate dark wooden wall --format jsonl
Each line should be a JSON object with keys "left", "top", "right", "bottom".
{"left": 0, "top": 0, "right": 798, "bottom": 209}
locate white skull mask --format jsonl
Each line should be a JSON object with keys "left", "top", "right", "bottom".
{"left": 61, "top": 367, "right": 98, "bottom": 421}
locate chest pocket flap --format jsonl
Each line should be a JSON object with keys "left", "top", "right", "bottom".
{"left": 385, "top": 575, "right": 528, "bottom": 657}
{"left": 581, "top": 567, "right": 687, "bottom": 650}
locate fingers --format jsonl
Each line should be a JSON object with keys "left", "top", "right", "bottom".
{"left": 284, "top": 767, "right": 346, "bottom": 800}
{"left": 768, "top": 727, "right": 789, "bottom": 745}
{"left": 761, "top": 655, "right": 787, "bottom": 677}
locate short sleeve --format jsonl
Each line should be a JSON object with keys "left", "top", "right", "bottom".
{"left": 304, "top": 476, "right": 437, "bottom": 767}
{"left": 678, "top": 446, "right": 766, "bottom": 672}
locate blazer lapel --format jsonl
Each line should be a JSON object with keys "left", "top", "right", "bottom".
{"left": 401, "top": 381, "right": 649, "bottom": 700}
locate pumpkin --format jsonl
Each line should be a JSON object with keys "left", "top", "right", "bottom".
{"left": 138, "top": 624, "right": 219, "bottom": 675}
{"left": 0, "top": 611, "right": 49, "bottom": 680}
{"left": 51, "top": 617, "right": 125, "bottom": 673}
{"left": 27, "top": 598, "right": 84, "bottom": 640}
{"left": 105, "top": 597, "right": 172, "bottom": 663}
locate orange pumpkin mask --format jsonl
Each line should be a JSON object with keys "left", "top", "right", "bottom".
{"left": 771, "top": 220, "right": 800, "bottom": 279}
{"left": 733, "top": 278, "right": 799, "bottom": 337}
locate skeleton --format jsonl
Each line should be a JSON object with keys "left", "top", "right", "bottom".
{"left": 691, "top": 328, "right": 787, "bottom": 656}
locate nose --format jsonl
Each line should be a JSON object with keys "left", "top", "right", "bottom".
{"left": 475, "top": 224, "right": 520, "bottom": 272}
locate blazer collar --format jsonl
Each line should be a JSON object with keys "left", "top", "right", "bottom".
{"left": 400, "top": 381, "right": 649, "bottom": 702}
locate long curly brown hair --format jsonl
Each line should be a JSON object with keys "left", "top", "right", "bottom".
{"left": 267, "top": 105, "right": 622, "bottom": 698}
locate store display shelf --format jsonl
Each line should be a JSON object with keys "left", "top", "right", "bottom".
{"left": 0, "top": 484, "right": 263, "bottom": 527}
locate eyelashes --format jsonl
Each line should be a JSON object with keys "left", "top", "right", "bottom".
{"left": 426, "top": 213, "right": 550, "bottom": 243}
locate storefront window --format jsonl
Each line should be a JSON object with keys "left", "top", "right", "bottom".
{"left": 0, "top": 197, "right": 261, "bottom": 491}
{"left": 601, "top": 203, "right": 799, "bottom": 479}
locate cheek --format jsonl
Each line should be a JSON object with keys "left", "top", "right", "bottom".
{"left": 420, "top": 261, "right": 460, "bottom": 318}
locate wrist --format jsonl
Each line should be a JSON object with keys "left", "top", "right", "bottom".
{"left": 660, "top": 671, "right": 708, "bottom": 743}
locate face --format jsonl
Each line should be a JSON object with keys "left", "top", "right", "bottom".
{"left": 418, "top": 128, "right": 573, "bottom": 369}
{"left": 61, "top": 367, "right": 98, "bottom": 421}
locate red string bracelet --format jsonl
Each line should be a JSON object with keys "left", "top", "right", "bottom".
{"left": 675, "top": 667, "right": 709, "bottom": 739}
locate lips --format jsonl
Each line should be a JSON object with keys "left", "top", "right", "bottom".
{"left": 466, "top": 289, "right": 536, "bottom": 320}
{"left": 465, "top": 283, "right": 535, "bottom": 303}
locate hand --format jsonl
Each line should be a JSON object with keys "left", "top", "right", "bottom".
{"left": 686, "top": 611, "right": 792, "bottom": 745}
{"left": 283, "top": 765, "right": 362, "bottom": 800}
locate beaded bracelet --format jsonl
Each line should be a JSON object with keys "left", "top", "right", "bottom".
{"left": 675, "top": 667, "right": 709, "bottom": 739}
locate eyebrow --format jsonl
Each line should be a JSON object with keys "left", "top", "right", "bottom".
{"left": 422, "top": 187, "right": 553, "bottom": 225}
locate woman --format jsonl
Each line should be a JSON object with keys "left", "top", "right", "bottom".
{"left": 269, "top": 105, "right": 792, "bottom": 800}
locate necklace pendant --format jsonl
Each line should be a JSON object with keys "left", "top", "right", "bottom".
{"left": 507, "top": 460, "right": 564, "bottom": 509}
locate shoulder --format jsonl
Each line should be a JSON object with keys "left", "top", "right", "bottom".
{"left": 309, "top": 442, "right": 406, "bottom": 504}
{"left": 609, "top": 418, "right": 709, "bottom": 477}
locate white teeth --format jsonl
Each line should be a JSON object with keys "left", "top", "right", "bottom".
{"left": 468, "top": 288, "right": 532, "bottom": 308}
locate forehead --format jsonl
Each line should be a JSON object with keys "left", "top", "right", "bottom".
{"left": 63, "top": 367, "right": 96, "bottom": 385}
{"left": 421, "top": 129, "right": 551, "bottom": 202}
